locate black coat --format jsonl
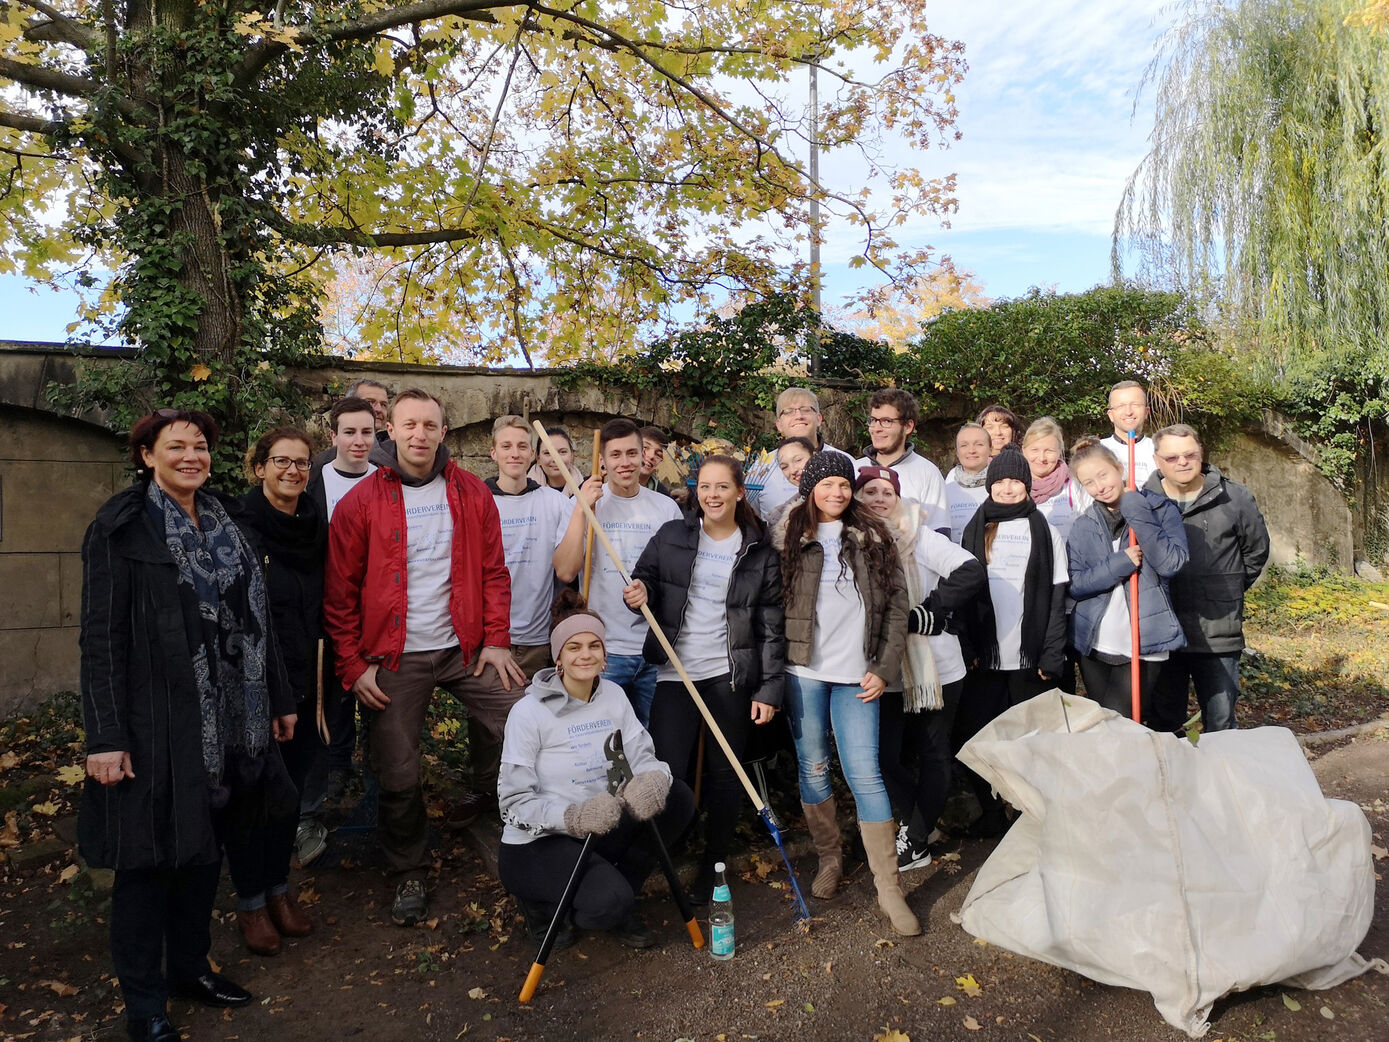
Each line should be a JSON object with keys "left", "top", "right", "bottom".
{"left": 632, "top": 513, "right": 786, "bottom": 707}
{"left": 77, "top": 484, "right": 293, "bottom": 871}
{"left": 234, "top": 488, "right": 327, "bottom": 704}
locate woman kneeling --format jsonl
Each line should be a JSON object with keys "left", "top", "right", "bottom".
{"left": 498, "top": 593, "right": 695, "bottom": 949}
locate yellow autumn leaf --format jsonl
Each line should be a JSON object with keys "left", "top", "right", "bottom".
{"left": 963, "top": 1016, "right": 982, "bottom": 1031}
{"left": 955, "top": 974, "right": 983, "bottom": 997}
{"left": 42, "top": 979, "right": 78, "bottom": 997}
{"left": 59, "top": 863, "right": 80, "bottom": 883}
{"left": 937, "top": 996, "right": 957, "bottom": 1006}
{"left": 57, "top": 764, "right": 86, "bottom": 786}
{"left": 32, "top": 800, "right": 60, "bottom": 816}
{"left": 874, "top": 1030, "right": 910, "bottom": 1042}
{"left": 190, "top": 363, "right": 212, "bottom": 381}
{"left": 467, "top": 986, "right": 486, "bottom": 1000}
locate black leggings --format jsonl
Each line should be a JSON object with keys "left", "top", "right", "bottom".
{"left": 499, "top": 780, "right": 695, "bottom": 930}
{"left": 647, "top": 675, "right": 751, "bottom": 865}
{"left": 878, "top": 679, "right": 965, "bottom": 839}
{"left": 1078, "top": 654, "right": 1163, "bottom": 724}
{"left": 955, "top": 668, "right": 1051, "bottom": 819}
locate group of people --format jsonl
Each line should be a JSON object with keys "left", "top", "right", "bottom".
{"left": 78, "top": 378, "right": 1269, "bottom": 1042}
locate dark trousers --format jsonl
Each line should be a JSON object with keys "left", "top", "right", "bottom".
{"left": 1078, "top": 653, "right": 1163, "bottom": 724}
{"left": 879, "top": 679, "right": 965, "bottom": 840}
{"left": 498, "top": 780, "right": 695, "bottom": 930}
{"left": 221, "top": 741, "right": 302, "bottom": 902}
{"left": 1151, "top": 650, "right": 1242, "bottom": 733}
{"left": 955, "top": 668, "right": 1050, "bottom": 820}
{"left": 369, "top": 646, "right": 523, "bottom": 879}
{"left": 648, "top": 675, "right": 750, "bottom": 865}
{"left": 110, "top": 861, "right": 220, "bottom": 1019}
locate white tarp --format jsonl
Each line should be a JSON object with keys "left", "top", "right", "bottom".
{"left": 954, "top": 692, "right": 1386, "bottom": 1037}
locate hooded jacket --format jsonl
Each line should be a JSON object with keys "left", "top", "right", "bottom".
{"left": 1143, "top": 465, "right": 1270, "bottom": 653}
{"left": 1067, "top": 489, "right": 1189, "bottom": 657}
{"left": 631, "top": 512, "right": 786, "bottom": 706}
{"left": 324, "top": 440, "right": 511, "bottom": 689}
{"left": 498, "top": 670, "right": 669, "bottom": 845}
{"left": 772, "top": 508, "right": 908, "bottom": 682}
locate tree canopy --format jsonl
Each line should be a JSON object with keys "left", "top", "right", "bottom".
{"left": 0, "top": 0, "right": 964, "bottom": 387}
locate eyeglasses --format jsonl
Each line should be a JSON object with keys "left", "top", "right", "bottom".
{"left": 779, "top": 406, "right": 818, "bottom": 418}
{"left": 268, "top": 456, "right": 312, "bottom": 471}
{"left": 1158, "top": 452, "right": 1202, "bottom": 464}
{"left": 867, "top": 416, "right": 902, "bottom": 428}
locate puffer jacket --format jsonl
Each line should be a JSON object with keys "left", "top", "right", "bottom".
{"left": 772, "top": 511, "right": 908, "bottom": 682}
{"left": 1143, "top": 465, "right": 1270, "bottom": 653}
{"left": 631, "top": 513, "right": 786, "bottom": 706}
{"left": 1067, "top": 489, "right": 1190, "bottom": 656}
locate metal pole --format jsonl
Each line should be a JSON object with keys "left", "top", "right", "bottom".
{"left": 808, "top": 59, "right": 822, "bottom": 377}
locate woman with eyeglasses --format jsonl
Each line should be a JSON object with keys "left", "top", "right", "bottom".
{"left": 79, "top": 409, "right": 295, "bottom": 1042}
{"left": 227, "top": 427, "right": 328, "bottom": 955}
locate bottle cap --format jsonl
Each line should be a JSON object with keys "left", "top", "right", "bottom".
{"left": 714, "top": 861, "right": 726, "bottom": 872}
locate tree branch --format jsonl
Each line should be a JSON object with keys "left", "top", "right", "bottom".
{"left": 16, "top": 0, "right": 103, "bottom": 50}
{"left": 0, "top": 108, "right": 63, "bottom": 135}
{"left": 0, "top": 55, "right": 101, "bottom": 99}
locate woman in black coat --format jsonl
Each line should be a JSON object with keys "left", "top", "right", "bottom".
{"left": 80, "top": 409, "right": 296, "bottom": 1042}
{"left": 627, "top": 455, "right": 785, "bottom": 901}
{"left": 227, "top": 426, "right": 328, "bottom": 955}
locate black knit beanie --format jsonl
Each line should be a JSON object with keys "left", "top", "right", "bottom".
{"left": 798, "top": 451, "right": 856, "bottom": 499}
{"left": 986, "top": 443, "right": 1032, "bottom": 493}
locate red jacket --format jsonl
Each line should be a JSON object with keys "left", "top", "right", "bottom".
{"left": 324, "top": 460, "right": 512, "bottom": 689}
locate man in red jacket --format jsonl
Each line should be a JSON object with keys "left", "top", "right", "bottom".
{"left": 325, "top": 388, "right": 525, "bottom": 927}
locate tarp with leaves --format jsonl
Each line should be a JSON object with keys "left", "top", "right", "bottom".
{"left": 953, "top": 692, "right": 1386, "bottom": 1038}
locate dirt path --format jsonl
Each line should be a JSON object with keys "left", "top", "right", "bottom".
{"left": 3, "top": 729, "right": 1386, "bottom": 1042}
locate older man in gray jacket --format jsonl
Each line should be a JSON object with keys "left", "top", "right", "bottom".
{"left": 1144, "top": 424, "right": 1270, "bottom": 732}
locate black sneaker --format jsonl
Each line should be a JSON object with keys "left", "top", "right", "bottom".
{"left": 446, "top": 790, "right": 499, "bottom": 829}
{"left": 392, "top": 879, "right": 428, "bottom": 926}
{"left": 609, "top": 912, "right": 657, "bottom": 949}
{"left": 896, "top": 824, "right": 933, "bottom": 871}
{"left": 520, "top": 902, "right": 577, "bottom": 952}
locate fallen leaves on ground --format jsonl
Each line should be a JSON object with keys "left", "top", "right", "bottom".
{"left": 1371, "top": 844, "right": 1387, "bottom": 861}
{"left": 32, "top": 800, "right": 60, "bottom": 816}
{"left": 1282, "top": 993, "right": 1301, "bottom": 1011}
{"left": 56, "top": 764, "right": 86, "bottom": 785}
{"left": 58, "top": 864, "right": 79, "bottom": 883}
{"left": 42, "top": 980, "right": 78, "bottom": 997}
{"left": 956, "top": 974, "right": 983, "bottom": 997}
{"left": 963, "top": 1016, "right": 982, "bottom": 1031}
{"left": 873, "top": 1029, "right": 910, "bottom": 1042}
{"left": 466, "top": 986, "right": 486, "bottom": 1000}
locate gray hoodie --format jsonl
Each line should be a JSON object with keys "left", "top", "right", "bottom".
{"left": 498, "top": 668, "right": 670, "bottom": 845}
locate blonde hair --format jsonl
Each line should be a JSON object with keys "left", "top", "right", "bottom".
{"left": 491, "top": 414, "right": 530, "bottom": 444}
{"left": 1070, "top": 436, "right": 1122, "bottom": 474}
{"left": 1022, "top": 416, "right": 1065, "bottom": 455}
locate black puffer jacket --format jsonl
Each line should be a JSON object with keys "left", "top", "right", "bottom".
{"left": 631, "top": 513, "right": 786, "bottom": 707}
{"left": 1143, "top": 465, "right": 1270, "bottom": 653}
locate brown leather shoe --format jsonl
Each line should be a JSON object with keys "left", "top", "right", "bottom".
{"left": 239, "top": 906, "right": 281, "bottom": 956}
{"left": 266, "top": 892, "right": 313, "bottom": 938}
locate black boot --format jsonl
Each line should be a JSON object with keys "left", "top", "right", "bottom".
{"left": 520, "top": 900, "right": 577, "bottom": 951}
{"left": 127, "top": 1013, "right": 180, "bottom": 1042}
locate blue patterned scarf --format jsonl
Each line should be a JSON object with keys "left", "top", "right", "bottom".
{"left": 147, "top": 482, "right": 272, "bottom": 783}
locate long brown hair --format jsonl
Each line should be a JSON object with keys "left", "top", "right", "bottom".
{"left": 695, "top": 455, "right": 760, "bottom": 533}
{"left": 781, "top": 489, "right": 899, "bottom": 610}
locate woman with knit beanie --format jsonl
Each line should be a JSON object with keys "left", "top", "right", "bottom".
{"left": 772, "top": 451, "right": 918, "bottom": 935}
{"left": 497, "top": 591, "right": 695, "bottom": 950}
{"left": 955, "top": 444, "right": 1069, "bottom": 838}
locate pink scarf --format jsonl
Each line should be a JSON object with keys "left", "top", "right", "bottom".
{"left": 1030, "top": 460, "right": 1071, "bottom": 504}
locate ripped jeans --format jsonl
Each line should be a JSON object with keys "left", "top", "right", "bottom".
{"left": 785, "top": 673, "right": 893, "bottom": 823}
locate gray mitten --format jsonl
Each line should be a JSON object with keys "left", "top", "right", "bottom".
{"left": 563, "top": 792, "right": 623, "bottom": 837}
{"left": 618, "top": 770, "right": 671, "bottom": 822}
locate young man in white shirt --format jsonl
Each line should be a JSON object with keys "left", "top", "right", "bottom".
{"left": 487, "top": 415, "right": 585, "bottom": 678}
{"left": 325, "top": 389, "right": 524, "bottom": 927}
{"left": 575, "top": 417, "right": 682, "bottom": 724}
{"left": 854, "top": 388, "right": 950, "bottom": 534}
{"left": 307, "top": 396, "right": 379, "bottom": 522}
{"left": 748, "top": 387, "right": 853, "bottom": 518}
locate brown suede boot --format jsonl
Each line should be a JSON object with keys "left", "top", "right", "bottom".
{"left": 801, "top": 797, "right": 843, "bottom": 899}
{"left": 238, "top": 906, "right": 282, "bottom": 956}
{"left": 266, "top": 891, "right": 314, "bottom": 937}
{"left": 859, "top": 819, "right": 921, "bottom": 936}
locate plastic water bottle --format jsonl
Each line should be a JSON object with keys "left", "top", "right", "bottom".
{"left": 709, "top": 861, "right": 734, "bottom": 960}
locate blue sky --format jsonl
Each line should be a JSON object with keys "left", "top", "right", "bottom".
{"left": 0, "top": 1, "right": 1171, "bottom": 343}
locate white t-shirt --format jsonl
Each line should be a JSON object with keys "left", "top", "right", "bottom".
{"left": 662, "top": 527, "right": 742, "bottom": 682}
{"left": 1092, "top": 535, "right": 1169, "bottom": 663}
{"left": 910, "top": 525, "right": 976, "bottom": 686}
{"left": 321, "top": 463, "right": 377, "bottom": 521}
{"left": 493, "top": 484, "right": 576, "bottom": 646}
{"left": 944, "top": 469, "right": 988, "bottom": 544}
{"left": 589, "top": 486, "right": 683, "bottom": 655}
{"left": 1036, "top": 480, "right": 1080, "bottom": 542}
{"left": 1101, "top": 434, "right": 1157, "bottom": 487}
{"left": 986, "top": 518, "right": 1069, "bottom": 671}
{"left": 752, "top": 442, "right": 853, "bottom": 519}
{"left": 402, "top": 476, "right": 456, "bottom": 653}
{"left": 854, "top": 448, "right": 950, "bottom": 533}
{"left": 789, "top": 520, "right": 869, "bottom": 684}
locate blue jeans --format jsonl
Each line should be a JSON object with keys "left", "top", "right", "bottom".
{"left": 786, "top": 674, "right": 892, "bottom": 823}
{"left": 604, "top": 654, "right": 658, "bottom": 726}
{"left": 1153, "top": 651, "right": 1241, "bottom": 732}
